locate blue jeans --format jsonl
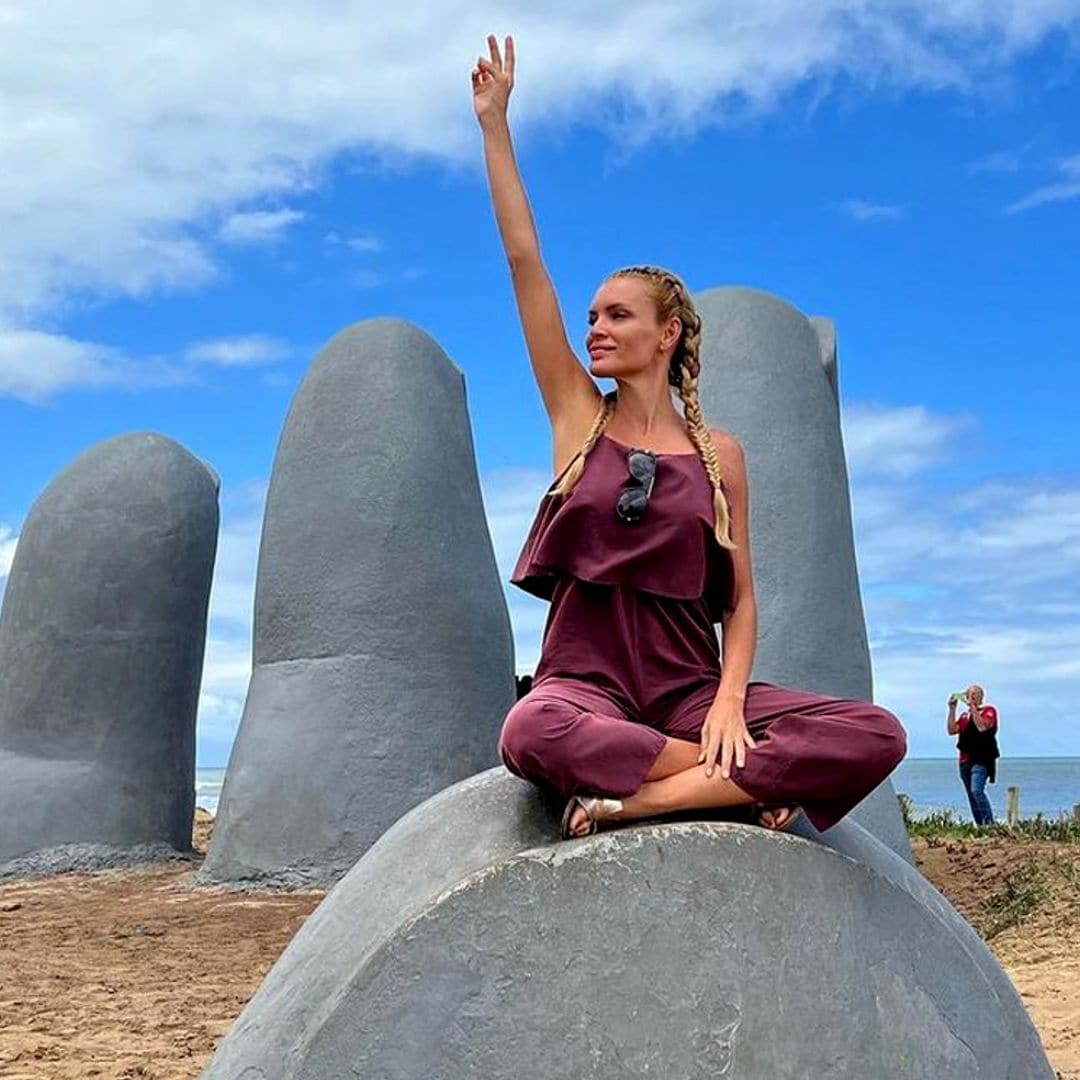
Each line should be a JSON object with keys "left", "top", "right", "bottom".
{"left": 960, "top": 762, "right": 995, "bottom": 825}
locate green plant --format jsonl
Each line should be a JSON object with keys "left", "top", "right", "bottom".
{"left": 980, "top": 861, "right": 1050, "bottom": 939}
{"left": 895, "top": 795, "right": 1080, "bottom": 843}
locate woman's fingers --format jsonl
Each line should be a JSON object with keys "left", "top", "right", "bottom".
{"left": 488, "top": 33, "right": 501, "bottom": 71}
{"left": 737, "top": 728, "right": 757, "bottom": 767}
{"left": 703, "top": 730, "right": 721, "bottom": 776}
{"left": 734, "top": 737, "right": 746, "bottom": 771}
{"left": 504, "top": 35, "right": 515, "bottom": 81}
{"left": 720, "top": 734, "right": 735, "bottom": 780}
{"left": 705, "top": 732, "right": 722, "bottom": 778}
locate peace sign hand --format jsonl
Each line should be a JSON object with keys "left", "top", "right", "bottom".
{"left": 471, "top": 34, "right": 515, "bottom": 127}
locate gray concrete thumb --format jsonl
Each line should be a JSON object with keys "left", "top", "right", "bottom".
{"left": 201, "top": 769, "right": 1052, "bottom": 1079}
{"left": 0, "top": 433, "right": 219, "bottom": 878}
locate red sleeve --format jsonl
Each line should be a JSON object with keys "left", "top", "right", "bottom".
{"left": 980, "top": 705, "right": 998, "bottom": 729}
{"left": 957, "top": 712, "right": 969, "bottom": 732}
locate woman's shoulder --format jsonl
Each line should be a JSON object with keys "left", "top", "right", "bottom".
{"left": 707, "top": 427, "right": 742, "bottom": 455}
{"left": 707, "top": 428, "right": 746, "bottom": 489}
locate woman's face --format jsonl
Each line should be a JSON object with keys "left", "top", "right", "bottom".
{"left": 585, "top": 277, "right": 678, "bottom": 378}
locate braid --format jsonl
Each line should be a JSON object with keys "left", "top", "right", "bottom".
{"left": 608, "top": 266, "right": 736, "bottom": 551}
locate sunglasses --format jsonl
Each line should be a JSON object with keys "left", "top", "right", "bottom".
{"left": 616, "top": 448, "right": 657, "bottom": 523}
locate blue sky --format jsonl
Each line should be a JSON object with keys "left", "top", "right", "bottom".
{"left": 0, "top": 4, "right": 1078, "bottom": 764}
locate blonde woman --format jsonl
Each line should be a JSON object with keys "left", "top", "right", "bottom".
{"left": 473, "top": 35, "right": 906, "bottom": 840}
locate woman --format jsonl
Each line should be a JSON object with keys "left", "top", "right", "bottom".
{"left": 472, "top": 35, "right": 906, "bottom": 840}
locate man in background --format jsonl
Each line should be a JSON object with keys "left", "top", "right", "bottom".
{"left": 947, "top": 684, "right": 1000, "bottom": 825}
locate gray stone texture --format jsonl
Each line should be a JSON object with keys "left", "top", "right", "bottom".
{"left": 199, "top": 318, "right": 516, "bottom": 888}
{"left": 693, "top": 286, "right": 910, "bottom": 858}
{"left": 202, "top": 768, "right": 1052, "bottom": 1079}
{"left": 0, "top": 433, "right": 219, "bottom": 876}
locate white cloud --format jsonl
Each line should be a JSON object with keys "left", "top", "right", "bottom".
{"left": 842, "top": 403, "right": 972, "bottom": 477}
{"left": 351, "top": 268, "right": 388, "bottom": 290}
{"left": 0, "top": 1, "right": 1077, "bottom": 330}
{"left": 0, "top": 526, "right": 17, "bottom": 579}
{"left": 325, "top": 231, "right": 383, "bottom": 253}
{"left": 0, "top": 324, "right": 296, "bottom": 402}
{"left": 219, "top": 208, "right": 306, "bottom": 246}
{"left": 195, "top": 478, "right": 265, "bottom": 762}
{"left": 841, "top": 200, "right": 904, "bottom": 222}
{"left": 204, "top": 478, "right": 266, "bottom": 631}
{"left": 480, "top": 464, "right": 556, "bottom": 675}
{"left": 1005, "top": 153, "right": 1080, "bottom": 212}
{"left": 968, "top": 146, "right": 1028, "bottom": 173}
{"left": 197, "top": 636, "right": 253, "bottom": 760}
{"left": 185, "top": 334, "right": 290, "bottom": 367}
{"left": 0, "top": 325, "right": 192, "bottom": 403}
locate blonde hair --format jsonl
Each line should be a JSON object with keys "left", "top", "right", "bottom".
{"left": 550, "top": 265, "right": 735, "bottom": 549}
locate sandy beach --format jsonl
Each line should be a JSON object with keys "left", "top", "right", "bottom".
{"left": 0, "top": 814, "right": 1076, "bottom": 1078}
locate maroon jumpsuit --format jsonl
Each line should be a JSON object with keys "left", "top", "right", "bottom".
{"left": 498, "top": 431, "right": 906, "bottom": 832}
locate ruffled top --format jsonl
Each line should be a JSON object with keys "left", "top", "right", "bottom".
{"left": 510, "top": 433, "right": 736, "bottom": 622}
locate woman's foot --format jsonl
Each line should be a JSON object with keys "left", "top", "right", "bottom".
{"left": 753, "top": 804, "right": 802, "bottom": 832}
{"left": 560, "top": 795, "right": 625, "bottom": 839}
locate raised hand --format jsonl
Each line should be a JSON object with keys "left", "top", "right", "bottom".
{"left": 471, "top": 34, "right": 515, "bottom": 127}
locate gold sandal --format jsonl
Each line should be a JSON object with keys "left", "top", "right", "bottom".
{"left": 560, "top": 795, "right": 625, "bottom": 840}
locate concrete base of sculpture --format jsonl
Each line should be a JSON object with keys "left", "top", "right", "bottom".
{"left": 0, "top": 750, "right": 198, "bottom": 879}
{"left": 202, "top": 769, "right": 1051, "bottom": 1079}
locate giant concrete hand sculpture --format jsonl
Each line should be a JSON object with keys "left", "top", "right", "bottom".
{"left": 202, "top": 769, "right": 1053, "bottom": 1078}
{"left": 200, "top": 318, "right": 516, "bottom": 888}
{"left": 694, "top": 286, "right": 910, "bottom": 858}
{"left": 0, "top": 433, "right": 219, "bottom": 878}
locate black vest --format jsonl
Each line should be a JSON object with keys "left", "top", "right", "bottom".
{"left": 957, "top": 711, "right": 1000, "bottom": 782}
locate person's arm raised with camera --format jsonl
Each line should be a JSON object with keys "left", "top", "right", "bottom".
{"left": 472, "top": 34, "right": 601, "bottom": 471}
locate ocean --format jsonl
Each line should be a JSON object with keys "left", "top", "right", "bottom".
{"left": 195, "top": 758, "right": 1080, "bottom": 822}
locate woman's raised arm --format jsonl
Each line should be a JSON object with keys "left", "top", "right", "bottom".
{"left": 473, "top": 35, "right": 600, "bottom": 432}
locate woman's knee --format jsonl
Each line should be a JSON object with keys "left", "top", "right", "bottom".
{"left": 870, "top": 705, "right": 907, "bottom": 773}
{"left": 498, "top": 696, "right": 567, "bottom": 777}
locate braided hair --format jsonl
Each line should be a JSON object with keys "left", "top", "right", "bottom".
{"left": 550, "top": 265, "right": 735, "bottom": 550}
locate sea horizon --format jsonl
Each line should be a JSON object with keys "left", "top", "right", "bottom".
{"left": 194, "top": 756, "right": 1080, "bottom": 821}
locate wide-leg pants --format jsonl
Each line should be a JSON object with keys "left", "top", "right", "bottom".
{"left": 499, "top": 676, "right": 907, "bottom": 833}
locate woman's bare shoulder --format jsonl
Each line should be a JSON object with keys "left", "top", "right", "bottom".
{"left": 707, "top": 428, "right": 747, "bottom": 489}
{"left": 708, "top": 427, "right": 744, "bottom": 460}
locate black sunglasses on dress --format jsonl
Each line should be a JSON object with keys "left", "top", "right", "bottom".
{"left": 616, "top": 448, "right": 657, "bottom": 524}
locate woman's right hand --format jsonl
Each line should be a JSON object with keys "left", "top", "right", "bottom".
{"left": 471, "top": 34, "right": 515, "bottom": 128}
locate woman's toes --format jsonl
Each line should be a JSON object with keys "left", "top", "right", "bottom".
{"left": 757, "top": 805, "right": 796, "bottom": 830}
